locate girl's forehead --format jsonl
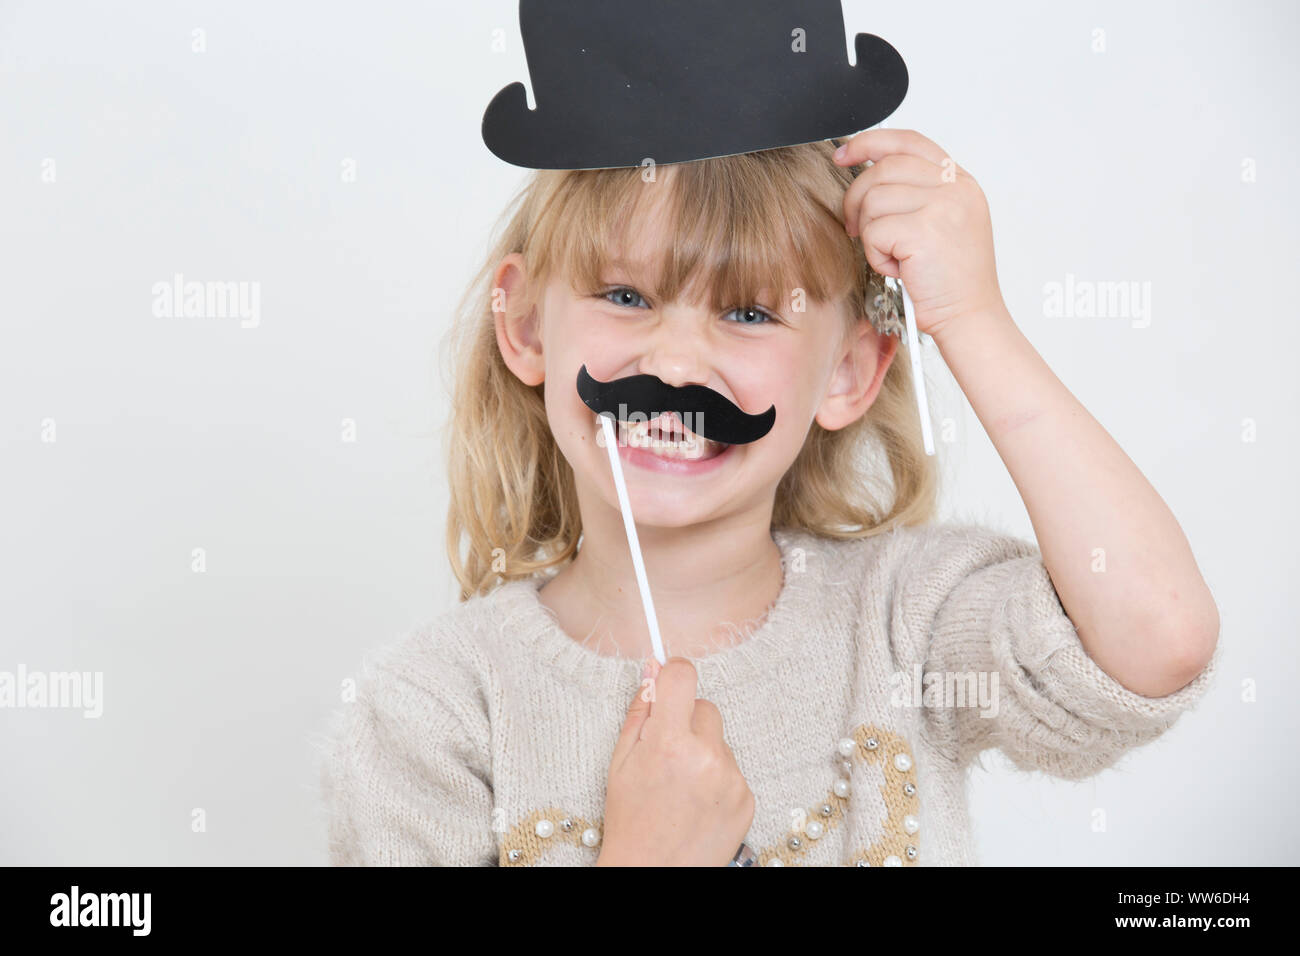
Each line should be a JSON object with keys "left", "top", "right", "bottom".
{"left": 536, "top": 167, "right": 858, "bottom": 312}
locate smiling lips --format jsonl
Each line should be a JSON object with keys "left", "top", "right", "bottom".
{"left": 617, "top": 413, "right": 729, "bottom": 461}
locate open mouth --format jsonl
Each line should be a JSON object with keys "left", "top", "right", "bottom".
{"left": 616, "top": 413, "right": 730, "bottom": 461}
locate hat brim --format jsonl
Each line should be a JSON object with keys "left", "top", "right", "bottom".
{"left": 483, "top": 32, "right": 908, "bottom": 171}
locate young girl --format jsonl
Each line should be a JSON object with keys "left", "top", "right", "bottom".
{"left": 319, "top": 128, "right": 1220, "bottom": 866}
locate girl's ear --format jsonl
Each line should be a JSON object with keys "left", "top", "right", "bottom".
{"left": 814, "top": 319, "right": 898, "bottom": 432}
{"left": 493, "top": 253, "right": 545, "bottom": 386}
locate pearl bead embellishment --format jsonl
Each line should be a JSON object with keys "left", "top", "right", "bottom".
{"left": 500, "top": 725, "right": 919, "bottom": 867}
{"left": 839, "top": 728, "right": 918, "bottom": 867}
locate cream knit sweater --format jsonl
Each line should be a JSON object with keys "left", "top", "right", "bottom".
{"left": 318, "top": 521, "right": 1219, "bottom": 866}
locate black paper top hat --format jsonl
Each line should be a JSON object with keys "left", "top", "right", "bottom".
{"left": 482, "top": 0, "right": 908, "bottom": 171}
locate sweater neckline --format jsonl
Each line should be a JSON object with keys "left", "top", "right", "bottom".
{"left": 493, "top": 527, "right": 835, "bottom": 699}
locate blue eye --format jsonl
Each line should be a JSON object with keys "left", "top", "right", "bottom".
{"left": 601, "top": 286, "right": 775, "bottom": 326}
{"left": 723, "top": 306, "right": 774, "bottom": 325}
{"left": 602, "top": 287, "right": 648, "bottom": 308}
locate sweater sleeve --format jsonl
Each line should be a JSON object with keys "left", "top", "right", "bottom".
{"left": 896, "top": 523, "right": 1220, "bottom": 780}
{"left": 318, "top": 627, "right": 498, "bottom": 866}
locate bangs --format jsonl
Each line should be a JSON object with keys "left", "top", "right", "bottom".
{"left": 521, "top": 149, "right": 863, "bottom": 318}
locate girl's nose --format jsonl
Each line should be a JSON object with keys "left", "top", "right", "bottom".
{"left": 635, "top": 354, "right": 714, "bottom": 395}
{"left": 636, "top": 316, "right": 716, "bottom": 391}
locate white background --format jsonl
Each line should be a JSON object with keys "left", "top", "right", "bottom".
{"left": 1, "top": 0, "right": 1295, "bottom": 865}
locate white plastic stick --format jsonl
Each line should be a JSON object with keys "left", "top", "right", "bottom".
{"left": 597, "top": 413, "right": 668, "bottom": 665}
{"left": 887, "top": 276, "right": 935, "bottom": 457}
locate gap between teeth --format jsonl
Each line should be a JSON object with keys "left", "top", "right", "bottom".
{"left": 620, "top": 421, "right": 714, "bottom": 448}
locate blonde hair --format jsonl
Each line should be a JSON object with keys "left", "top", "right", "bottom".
{"left": 441, "top": 140, "right": 937, "bottom": 600}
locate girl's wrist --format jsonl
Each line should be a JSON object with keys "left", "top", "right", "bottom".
{"left": 929, "top": 298, "right": 1016, "bottom": 357}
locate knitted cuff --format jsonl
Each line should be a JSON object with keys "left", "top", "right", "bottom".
{"left": 989, "top": 557, "right": 1220, "bottom": 736}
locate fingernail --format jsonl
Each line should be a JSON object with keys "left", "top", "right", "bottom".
{"left": 834, "top": 145, "right": 847, "bottom": 161}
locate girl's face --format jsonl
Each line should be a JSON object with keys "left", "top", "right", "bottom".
{"left": 496, "top": 210, "right": 894, "bottom": 531}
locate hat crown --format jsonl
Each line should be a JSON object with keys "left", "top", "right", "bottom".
{"left": 521, "top": 0, "right": 849, "bottom": 110}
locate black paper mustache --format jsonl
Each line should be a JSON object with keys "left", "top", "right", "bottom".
{"left": 576, "top": 364, "right": 775, "bottom": 445}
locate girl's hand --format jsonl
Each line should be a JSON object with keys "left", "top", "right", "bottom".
{"left": 596, "top": 657, "right": 755, "bottom": 866}
{"left": 834, "top": 127, "right": 1006, "bottom": 340}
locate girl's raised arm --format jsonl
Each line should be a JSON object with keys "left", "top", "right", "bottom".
{"left": 836, "top": 127, "right": 1220, "bottom": 696}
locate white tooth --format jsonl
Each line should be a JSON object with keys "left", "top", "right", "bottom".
{"left": 614, "top": 418, "right": 718, "bottom": 459}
